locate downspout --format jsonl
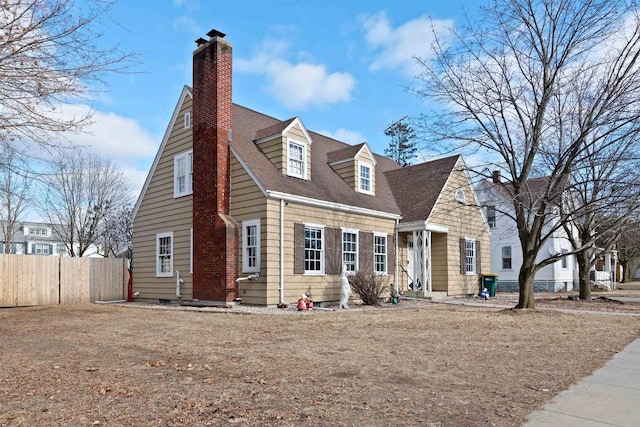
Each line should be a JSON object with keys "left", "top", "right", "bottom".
{"left": 394, "top": 218, "right": 399, "bottom": 296}
{"left": 279, "top": 198, "right": 285, "bottom": 305}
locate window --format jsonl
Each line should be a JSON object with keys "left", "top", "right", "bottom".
{"left": 156, "top": 232, "right": 173, "bottom": 277}
{"left": 184, "top": 112, "right": 191, "bottom": 129}
{"left": 374, "top": 233, "right": 387, "bottom": 275}
{"left": 486, "top": 205, "right": 496, "bottom": 228}
{"left": 288, "top": 141, "right": 306, "bottom": 178}
{"left": 561, "top": 249, "right": 569, "bottom": 269}
{"left": 465, "top": 239, "right": 476, "bottom": 274}
{"left": 242, "top": 219, "right": 260, "bottom": 273}
{"left": 502, "top": 246, "right": 512, "bottom": 269}
{"left": 342, "top": 229, "right": 358, "bottom": 273}
{"left": 455, "top": 188, "right": 466, "bottom": 204}
{"left": 29, "top": 228, "right": 48, "bottom": 236}
{"left": 359, "top": 163, "right": 372, "bottom": 193}
{"left": 304, "top": 225, "right": 324, "bottom": 274}
{"left": 174, "top": 150, "right": 193, "bottom": 198}
{"left": 33, "top": 243, "right": 50, "bottom": 255}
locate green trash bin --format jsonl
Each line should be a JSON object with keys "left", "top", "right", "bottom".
{"left": 481, "top": 274, "right": 498, "bottom": 298}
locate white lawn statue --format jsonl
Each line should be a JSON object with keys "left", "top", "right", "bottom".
{"left": 339, "top": 264, "right": 351, "bottom": 309}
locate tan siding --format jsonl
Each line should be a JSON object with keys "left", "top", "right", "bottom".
{"left": 257, "top": 137, "right": 285, "bottom": 173}
{"left": 427, "top": 163, "right": 490, "bottom": 295}
{"left": 330, "top": 161, "right": 356, "bottom": 189}
{"left": 133, "top": 96, "right": 194, "bottom": 301}
{"left": 259, "top": 200, "right": 396, "bottom": 306}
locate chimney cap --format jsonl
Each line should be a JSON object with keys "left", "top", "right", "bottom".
{"left": 195, "top": 37, "right": 207, "bottom": 46}
{"left": 206, "top": 29, "right": 226, "bottom": 39}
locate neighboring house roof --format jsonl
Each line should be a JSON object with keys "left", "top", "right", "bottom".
{"left": 231, "top": 104, "right": 403, "bottom": 216}
{"left": 489, "top": 175, "right": 565, "bottom": 208}
{"left": 385, "top": 155, "right": 460, "bottom": 223}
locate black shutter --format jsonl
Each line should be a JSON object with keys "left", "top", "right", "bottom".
{"left": 359, "top": 232, "right": 373, "bottom": 273}
{"left": 294, "top": 223, "right": 305, "bottom": 274}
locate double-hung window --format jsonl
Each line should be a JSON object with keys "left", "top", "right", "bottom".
{"left": 304, "top": 225, "right": 324, "bottom": 274}
{"left": 486, "top": 205, "right": 496, "bottom": 228}
{"left": 465, "top": 239, "right": 476, "bottom": 274}
{"left": 359, "top": 162, "right": 373, "bottom": 194}
{"left": 342, "top": 229, "right": 358, "bottom": 273}
{"left": 156, "top": 232, "right": 173, "bottom": 277}
{"left": 561, "top": 249, "right": 569, "bottom": 269}
{"left": 288, "top": 141, "right": 305, "bottom": 178}
{"left": 502, "top": 246, "right": 512, "bottom": 269}
{"left": 374, "top": 232, "right": 387, "bottom": 275}
{"left": 242, "top": 219, "right": 260, "bottom": 273}
{"left": 174, "top": 150, "right": 193, "bottom": 198}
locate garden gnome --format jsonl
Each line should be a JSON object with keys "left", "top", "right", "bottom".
{"left": 339, "top": 264, "right": 351, "bottom": 309}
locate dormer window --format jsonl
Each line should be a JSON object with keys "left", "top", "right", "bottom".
{"left": 287, "top": 140, "right": 306, "bottom": 179}
{"left": 358, "top": 161, "right": 373, "bottom": 194}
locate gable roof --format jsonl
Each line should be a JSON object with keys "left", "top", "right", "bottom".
{"left": 489, "top": 175, "right": 566, "bottom": 208}
{"left": 385, "top": 155, "right": 460, "bottom": 223}
{"left": 231, "top": 105, "right": 402, "bottom": 217}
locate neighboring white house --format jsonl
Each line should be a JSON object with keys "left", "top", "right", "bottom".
{"left": 0, "top": 221, "right": 101, "bottom": 257}
{"left": 476, "top": 172, "right": 578, "bottom": 292}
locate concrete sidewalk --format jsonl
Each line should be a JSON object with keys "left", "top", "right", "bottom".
{"left": 525, "top": 338, "right": 640, "bottom": 426}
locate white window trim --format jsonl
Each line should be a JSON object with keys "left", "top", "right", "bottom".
{"left": 156, "top": 231, "right": 174, "bottom": 278}
{"left": 502, "top": 245, "right": 512, "bottom": 270}
{"left": 455, "top": 188, "right": 466, "bottom": 204}
{"left": 357, "top": 161, "right": 374, "bottom": 195}
{"left": 465, "top": 238, "right": 476, "bottom": 275}
{"left": 184, "top": 111, "right": 191, "bottom": 129}
{"left": 373, "top": 231, "right": 388, "bottom": 275}
{"left": 242, "top": 219, "right": 261, "bottom": 273}
{"left": 303, "top": 223, "right": 325, "bottom": 275}
{"left": 287, "top": 139, "right": 307, "bottom": 179}
{"left": 174, "top": 150, "right": 193, "bottom": 198}
{"left": 341, "top": 227, "right": 359, "bottom": 274}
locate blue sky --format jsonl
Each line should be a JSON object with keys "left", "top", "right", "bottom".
{"left": 74, "top": 0, "right": 475, "bottom": 199}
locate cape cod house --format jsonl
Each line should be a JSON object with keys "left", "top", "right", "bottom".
{"left": 132, "top": 30, "right": 490, "bottom": 306}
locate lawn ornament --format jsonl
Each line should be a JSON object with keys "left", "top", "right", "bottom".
{"left": 339, "top": 264, "right": 351, "bottom": 309}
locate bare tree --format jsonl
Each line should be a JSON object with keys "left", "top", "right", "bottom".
{"left": 0, "top": 0, "right": 134, "bottom": 147}
{"left": 0, "top": 145, "right": 32, "bottom": 252}
{"left": 415, "top": 0, "right": 640, "bottom": 308}
{"left": 616, "top": 222, "right": 640, "bottom": 283}
{"left": 39, "top": 148, "right": 131, "bottom": 257}
{"left": 97, "top": 205, "right": 132, "bottom": 258}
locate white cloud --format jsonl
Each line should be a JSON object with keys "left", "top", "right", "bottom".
{"left": 173, "top": 0, "right": 186, "bottom": 6}
{"left": 360, "top": 12, "right": 454, "bottom": 76}
{"left": 318, "top": 128, "right": 367, "bottom": 145}
{"left": 51, "top": 104, "right": 157, "bottom": 200}
{"left": 236, "top": 39, "right": 356, "bottom": 110}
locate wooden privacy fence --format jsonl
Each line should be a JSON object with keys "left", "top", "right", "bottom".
{"left": 0, "top": 254, "right": 128, "bottom": 307}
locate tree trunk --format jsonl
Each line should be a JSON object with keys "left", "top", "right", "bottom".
{"left": 516, "top": 262, "right": 536, "bottom": 309}
{"left": 576, "top": 250, "right": 592, "bottom": 300}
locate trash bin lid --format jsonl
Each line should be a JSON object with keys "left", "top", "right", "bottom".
{"left": 481, "top": 273, "right": 498, "bottom": 277}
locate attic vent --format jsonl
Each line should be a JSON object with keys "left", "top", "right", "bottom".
{"left": 455, "top": 188, "right": 466, "bottom": 204}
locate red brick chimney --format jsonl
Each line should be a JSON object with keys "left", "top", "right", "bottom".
{"left": 192, "top": 29, "right": 238, "bottom": 303}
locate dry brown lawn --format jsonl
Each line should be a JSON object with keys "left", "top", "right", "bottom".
{"left": 1, "top": 299, "right": 639, "bottom": 426}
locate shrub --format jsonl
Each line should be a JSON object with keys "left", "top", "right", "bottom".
{"left": 348, "top": 271, "right": 388, "bottom": 305}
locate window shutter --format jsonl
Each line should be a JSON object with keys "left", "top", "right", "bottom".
{"left": 359, "top": 232, "right": 373, "bottom": 273}
{"left": 294, "top": 223, "right": 305, "bottom": 274}
{"left": 460, "top": 238, "right": 465, "bottom": 275}
{"left": 475, "top": 239, "right": 481, "bottom": 274}
{"left": 49, "top": 245, "right": 54, "bottom": 255}
{"left": 387, "top": 235, "right": 395, "bottom": 275}
{"left": 31, "top": 243, "right": 35, "bottom": 255}
{"left": 324, "top": 228, "right": 341, "bottom": 275}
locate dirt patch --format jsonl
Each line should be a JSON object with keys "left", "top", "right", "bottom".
{"left": 1, "top": 302, "right": 639, "bottom": 426}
